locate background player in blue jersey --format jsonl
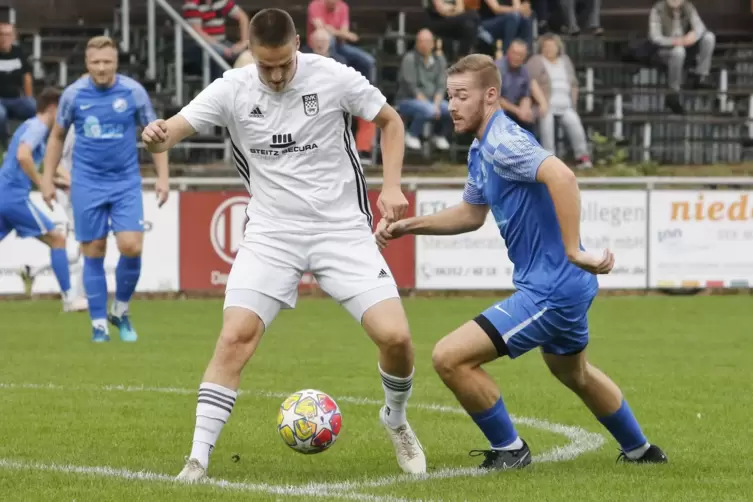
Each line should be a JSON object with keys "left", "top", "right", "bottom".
{"left": 0, "top": 87, "right": 77, "bottom": 310}
{"left": 376, "top": 54, "right": 667, "bottom": 470}
{"left": 40, "top": 36, "right": 170, "bottom": 343}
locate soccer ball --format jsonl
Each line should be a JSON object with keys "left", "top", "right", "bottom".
{"left": 277, "top": 389, "right": 342, "bottom": 454}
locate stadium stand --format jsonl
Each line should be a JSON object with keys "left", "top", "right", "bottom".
{"left": 3, "top": 0, "right": 753, "bottom": 169}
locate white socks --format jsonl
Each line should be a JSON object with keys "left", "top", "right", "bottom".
{"left": 190, "top": 382, "right": 237, "bottom": 469}
{"left": 493, "top": 437, "right": 524, "bottom": 451}
{"left": 379, "top": 364, "right": 413, "bottom": 429}
{"left": 92, "top": 318, "right": 107, "bottom": 332}
{"left": 111, "top": 300, "right": 129, "bottom": 318}
{"left": 624, "top": 442, "right": 651, "bottom": 460}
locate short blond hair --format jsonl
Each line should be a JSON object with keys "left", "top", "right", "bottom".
{"left": 447, "top": 53, "right": 501, "bottom": 91}
{"left": 87, "top": 36, "right": 117, "bottom": 51}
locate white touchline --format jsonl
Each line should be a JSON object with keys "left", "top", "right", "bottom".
{"left": 0, "top": 382, "right": 605, "bottom": 497}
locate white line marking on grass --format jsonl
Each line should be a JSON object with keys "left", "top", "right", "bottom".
{"left": 0, "top": 382, "right": 605, "bottom": 496}
{"left": 0, "top": 458, "right": 421, "bottom": 502}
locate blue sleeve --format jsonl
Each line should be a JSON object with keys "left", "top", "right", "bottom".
{"left": 462, "top": 172, "right": 487, "bottom": 205}
{"left": 132, "top": 82, "right": 157, "bottom": 127}
{"left": 488, "top": 117, "right": 552, "bottom": 183}
{"left": 56, "top": 85, "right": 78, "bottom": 129}
{"left": 19, "top": 120, "right": 48, "bottom": 150}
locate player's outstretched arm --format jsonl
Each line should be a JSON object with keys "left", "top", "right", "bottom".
{"left": 142, "top": 115, "right": 197, "bottom": 154}
{"left": 536, "top": 156, "right": 614, "bottom": 274}
{"left": 375, "top": 202, "right": 488, "bottom": 248}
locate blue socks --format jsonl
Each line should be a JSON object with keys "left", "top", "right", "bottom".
{"left": 49, "top": 248, "right": 71, "bottom": 295}
{"left": 598, "top": 399, "right": 648, "bottom": 453}
{"left": 115, "top": 255, "right": 141, "bottom": 303}
{"left": 83, "top": 256, "right": 108, "bottom": 323}
{"left": 469, "top": 397, "right": 521, "bottom": 450}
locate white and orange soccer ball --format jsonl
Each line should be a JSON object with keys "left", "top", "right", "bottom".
{"left": 277, "top": 389, "right": 343, "bottom": 454}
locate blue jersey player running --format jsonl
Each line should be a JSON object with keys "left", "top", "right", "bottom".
{"left": 40, "top": 36, "right": 170, "bottom": 343}
{"left": 376, "top": 54, "right": 667, "bottom": 469}
{"left": 0, "top": 87, "right": 76, "bottom": 310}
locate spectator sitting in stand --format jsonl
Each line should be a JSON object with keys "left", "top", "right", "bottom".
{"left": 477, "top": 0, "right": 533, "bottom": 55}
{"left": 182, "top": 0, "right": 254, "bottom": 79}
{"left": 496, "top": 39, "right": 548, "bottom": 136}
{"left": 306, "top": 28, "right": 348, "bottom": 65}
{"left": 649, "top": 0, "right": 715, "bottom": 114}
{"left": 0, "top": 22, "right": 35, "bottom": 147}
{"left": 307, "top": 0, "right": 377, "bottom": 158}
{"left": 396, "top": 29, "right": 453, "bottom": 152}
{"left": 423, "top": 0, "right": 481, "bottom": 58}
{"left": 527, "top": 33, "right": 592, "bottom": 169}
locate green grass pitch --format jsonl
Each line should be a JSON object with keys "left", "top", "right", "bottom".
{"left": 0, "top": 295, "right": 751, "bottom": 501}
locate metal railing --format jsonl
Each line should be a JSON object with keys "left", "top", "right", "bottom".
{"left": 134, "top": 0, "right": 232, "bottom": 104}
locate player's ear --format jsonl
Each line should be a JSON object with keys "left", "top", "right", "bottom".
{"left": 486, "top": 86, "right": 497, "bottom": 105}
{"left": 295, "top": 34, "right": 300, "bottom": 51}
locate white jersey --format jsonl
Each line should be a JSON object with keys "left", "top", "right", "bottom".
{"left": 178, "top": 52, "right": 386, "bottom": 232}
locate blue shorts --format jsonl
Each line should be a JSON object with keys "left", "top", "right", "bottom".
{"left": 0, "top": 198, "right": 55, "bottom": 240}
{"left": 71, "top": 183, "right": 144, "bottom": 242}
{"left": 475, "top": 291, "right": 593, "bottom": 359}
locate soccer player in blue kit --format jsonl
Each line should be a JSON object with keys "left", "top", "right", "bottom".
{"left": 40, "top": 36, "right": 170, "bottom": 343}
{"left": 376, "top": 54, "right": 668, "bottom": 470}
{"left": 0, "top": 87, "right": 76, "bottom": 309}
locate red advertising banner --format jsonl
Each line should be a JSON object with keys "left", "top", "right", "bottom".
{"left": 179, "top": 190, "right": 416, "bottom": 291}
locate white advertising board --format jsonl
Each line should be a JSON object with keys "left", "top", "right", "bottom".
{"left": 415, "top": 189, "right": 514, "bottom": 290}
{"left": 649, "top": 190, "right": 753, "bottom": 288}
{"left": 415, "top": 189, "right": 648, "bottom": 290}
{"left": 0, "top": 190, "right": 179, "bottom": 295}
{"left": 580, "top": 190, "right": 648, "bottom": 288}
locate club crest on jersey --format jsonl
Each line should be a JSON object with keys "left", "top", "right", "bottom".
{"left": 112, "top": 98, "right": 128, "bottom": 113}
{"left": 302, "top": 93, "right": 319, "bottom": 116}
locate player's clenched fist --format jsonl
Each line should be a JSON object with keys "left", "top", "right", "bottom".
{"left": 377, "top": 185, "right": 409, "bottom": 222}
{"left": 141, "top": 119, "right": 169, "bottom": 150}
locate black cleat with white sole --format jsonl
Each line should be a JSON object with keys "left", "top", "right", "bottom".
{"left": 470, "top": 440, "right": 532, "bottom": 471}
{"left": 617, "top": 444, "right": 668, "bottom": 464}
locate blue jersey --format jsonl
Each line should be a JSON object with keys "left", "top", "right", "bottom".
{"left": 56, "top": 74, "right": 156, "bottom": 185}
{"left": 463, "top": 111, "right": 598, "bottom": 307}
{"left": 0, "top": 116, "right": 50, "bottom": 200}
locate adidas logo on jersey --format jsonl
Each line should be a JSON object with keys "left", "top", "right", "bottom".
{"left": 248, "top": 106, "right": 264, "bottom": 118}
{"left": 378, "top": 269, "right": 390, "bottom": 279}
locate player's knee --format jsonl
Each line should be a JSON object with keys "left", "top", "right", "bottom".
{"left": 375, "top": 325, "right": 412, "bottom": 356}
{"left": 218, "top": 313, "right": 263, "bottom": 349}
{"left": 549, "top": 365, "right": 588, "bottom": 392}
{"left": 118, "top": 241, "right": 142, "bottom": 257}
{"left": 432, "top": 341, "right": 460, "bottom": 382}
{"left": 82, "top": 239, "right": 107, "bottom": 257}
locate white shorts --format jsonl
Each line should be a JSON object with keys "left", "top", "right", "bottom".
{"left": 223, "top": 227, "right": 399, "bottom": 328}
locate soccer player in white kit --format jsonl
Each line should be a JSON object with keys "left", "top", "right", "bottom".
{"left": 141, "top": 8, "right": 426, "bottom": 481}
